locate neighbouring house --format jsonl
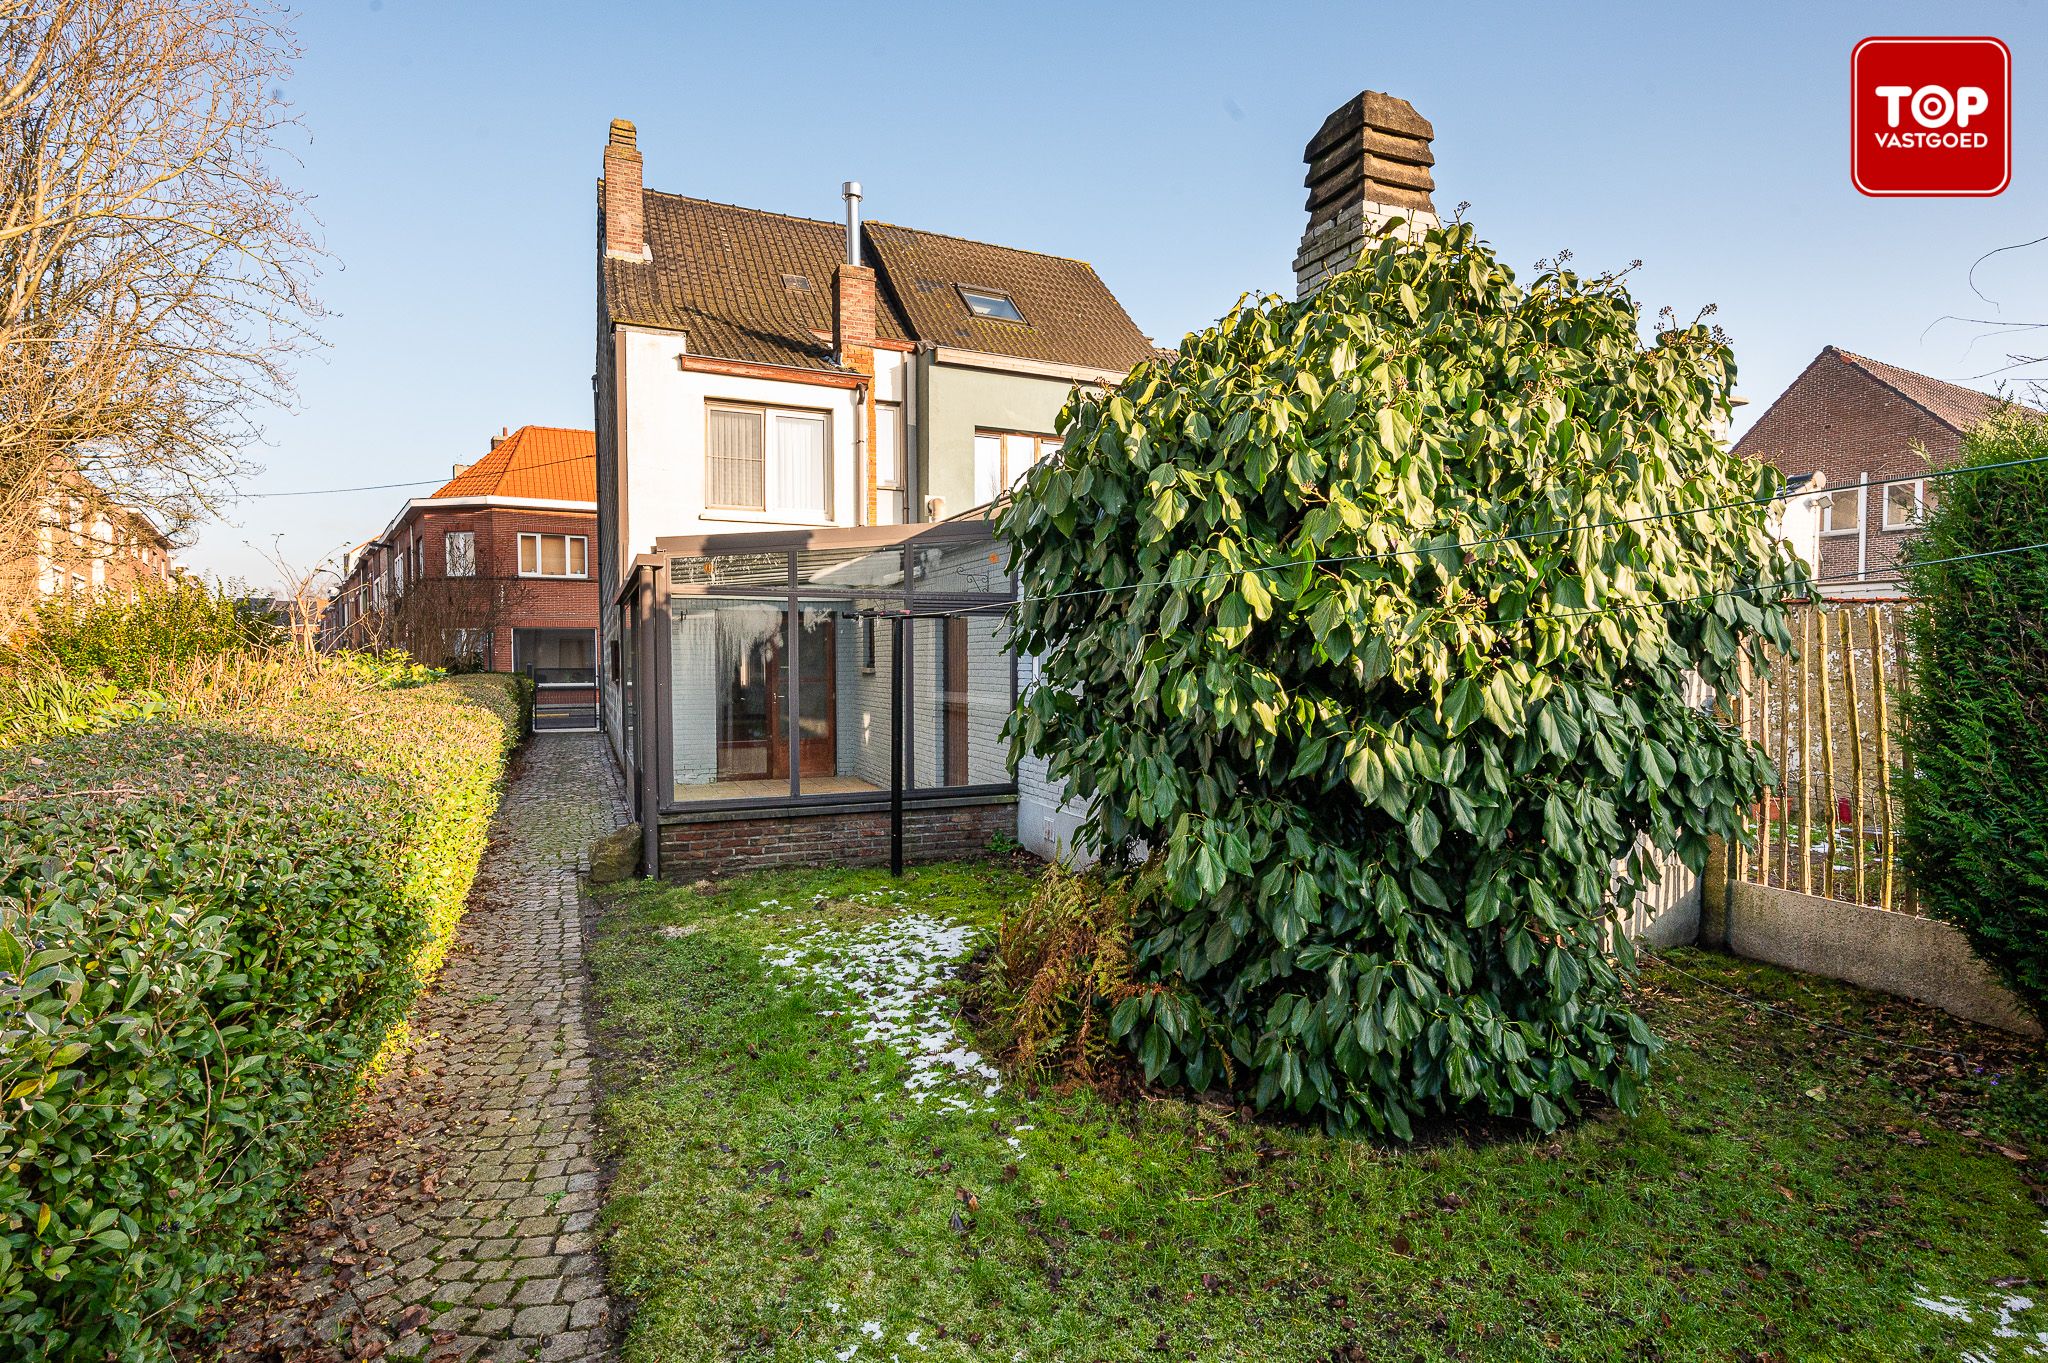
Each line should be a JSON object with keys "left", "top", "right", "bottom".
{"left": 1733, "top": 347, "right": 2017, "bottom": 597}
{"left": 592, "top": 118, "right": 1156, "bottom": 876}
{"left": 319, "top": 424, "right": 601, "bottom": 729}
{"left": 0, "top": 463, "right": 173, "bottom": 637}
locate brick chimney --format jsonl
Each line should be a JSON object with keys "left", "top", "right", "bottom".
{"left": 1293, "top": 91, "right": 1439, "bottom": 297}
{"left": 602, "top": 118, "right": 648, "bottom": 262}
{"left": 832, "top": 180, "right": 879, "bottom": 519}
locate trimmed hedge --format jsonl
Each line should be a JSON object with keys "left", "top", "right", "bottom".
{"left": 1901, "top": 409, "right": 2048, "bottom": 1026}
{"left": 0, "top": 668, "right": 524, "bottom": 1361}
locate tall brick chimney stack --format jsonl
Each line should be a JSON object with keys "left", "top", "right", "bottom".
{"left": 602, "top": 119, "right": 648, "bottom": 261}
{"left": 832, "top": 180, "right": 880, "bottom": 518}
{"left": 1292, "top": 91, "right": 1439, "bottom": 298}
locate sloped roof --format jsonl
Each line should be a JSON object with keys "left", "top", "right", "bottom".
{"left": 863, "top": 221, "right": 1157, "bottom": 372}
{"left": 603, "top": 192, "right": 911, "bottom": 370}
{"left": 1828, "top": 347, "right": 2011, "bottom": 432}
{"left": 431, "top": 426, "right": 595, "bottom": 503}
{"left": 600, "top": 189, "right": 1153, "bottom": 375}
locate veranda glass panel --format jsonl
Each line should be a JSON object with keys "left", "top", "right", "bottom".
{"left": 909, "top": 613, "right": 1012, "bottom": 789}
{"left": 670, "top": 599, "right": 790, "bottom": 801}
{"left": 792, "top": 599, "right": 896, "bottom": 797}
{"left": 911, "top": 537, "right": 1013, "bottom": 603}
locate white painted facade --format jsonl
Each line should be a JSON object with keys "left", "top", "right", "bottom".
{"left": 610, "top": 326, "right": 918, "bottom": 570}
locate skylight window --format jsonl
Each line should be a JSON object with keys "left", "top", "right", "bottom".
{"left": 958, "top": 286, "right": 1025, "bottom": 323}
{"left": 781, "top": 273, "right": 812, "bottom": 292}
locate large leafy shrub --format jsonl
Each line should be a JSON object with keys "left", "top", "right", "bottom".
{"left": 1901, "top": 408, "right": 2048, "bottom": 1025}
{"left": 8, "top": 578, "right": 274, "bottom": 688}
{"left": 1001, "top": 222, "right": 1799, "bottom": 1135}
{"left": 0, "top": 666, "right": 522, "bottom": 1360}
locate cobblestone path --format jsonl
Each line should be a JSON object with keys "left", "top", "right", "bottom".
{"left": 212, "top": 733, "right": 628, "bottom": 1363}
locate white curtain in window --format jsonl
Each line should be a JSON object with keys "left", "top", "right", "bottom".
{"left": 775, "top": 412, "right": 829, "bottom": 517}
{"left": 973, "top": 433, "right": 1004, "bottom": 507}
{"left": 708, "top": 407, "right": 766, "bottom": 510}
{"left": 445, "top": 531, "right": 476, "bottom": 577}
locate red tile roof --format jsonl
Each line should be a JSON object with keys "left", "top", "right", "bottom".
{"left": 431, "top": 426, "right": 595, "bottom": 503}
{"left": 1827, "top": 347, "right": 2013, "bottom": 433}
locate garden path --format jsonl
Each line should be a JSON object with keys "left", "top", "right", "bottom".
{"left": 211, "top": 733, "right": 627, "bottom": 1363}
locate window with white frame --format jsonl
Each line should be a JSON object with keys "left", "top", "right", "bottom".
{"left": 705, "top": 402, "right": 832, "bottom": 519}
{"left": 444, "top": 530, "right": 476, "bottom": 577}
{"left": 874, "top": 401, "right": 905, "bottom": 524}
{"left": 518, "top": 533, "right": 588, "bottom": 578}
{"left": 972, "top": 429, "right": 1062, "bottom": 506}
{"left": 1820, "top": 486, "right": 1863, "bottom": 536}
{"left": 1883, "top": 479, "right": 1928, "bottom": 530}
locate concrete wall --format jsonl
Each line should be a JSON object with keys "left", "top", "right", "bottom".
{"left": 1715, "top": 880, "right": 2039, "bottom": 1034}
{"left": 918, "top": 356, "right": 1073, "bottom": 519}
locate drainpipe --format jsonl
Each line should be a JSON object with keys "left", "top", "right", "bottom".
{"left": 1857, "top": 471, "right": 1869, "bottom": 584}
{"left": 853, "top": 379, "right": 868, "bottom": 525}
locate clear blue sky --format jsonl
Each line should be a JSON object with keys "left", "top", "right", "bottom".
{"left": 194, "top": 0, "right": 2047, "bottom": 587}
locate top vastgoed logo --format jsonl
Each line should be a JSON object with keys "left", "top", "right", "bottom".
{"left": 1852, "top": 37, "right": 2011, "bottom": 197}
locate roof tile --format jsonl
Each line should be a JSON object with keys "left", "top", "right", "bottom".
{"left": 601, "top": 190, "right": 1153, "bottom": 375}
{"left": 432, "top": 426, "right": 595, "bottom": 503}
{"left": 1828, "top": 347, "right": 2013, "bottom": 434}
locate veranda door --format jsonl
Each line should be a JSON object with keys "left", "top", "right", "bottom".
{"left": 768, "top": 612, "right": 836, "bottom": 778}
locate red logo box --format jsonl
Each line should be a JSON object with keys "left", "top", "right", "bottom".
{"left": 1853, "top": 37, "right": 2011, "bottom": 196}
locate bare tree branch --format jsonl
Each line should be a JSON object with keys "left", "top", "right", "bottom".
{"left": 0, "top": 0, "right": 325, "bottom": 614}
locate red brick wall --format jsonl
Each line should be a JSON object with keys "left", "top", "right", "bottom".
{"left": 657, "top": 799, "right": 1018, "bottom": 881}
{"left": 1734, "top": 355, "right": 1961, "bottom": 586}
{"left": 324, "top": 502, "right": 599, "bottom": 667}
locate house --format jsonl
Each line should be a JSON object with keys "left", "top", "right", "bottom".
{"left": 0, "top": 463, "right": 173, "bottom": 637}
{"left": 1732, "top": 347, "right": 2014, "bottom": 596}
{"left": 319, "top": 424, "right": 600, "bottom": 729}
{"left": 592, "top": 119, "right": 1156, "bottom": 876}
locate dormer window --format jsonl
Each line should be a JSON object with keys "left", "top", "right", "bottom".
{"left": 958, "top": 286, "right": 1025, "bottom": 323}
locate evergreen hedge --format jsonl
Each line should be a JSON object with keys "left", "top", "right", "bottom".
{"left": 1901, "top": 408, "right": 2048, "bottom": 1026}
{"left": 1001, "top": 222, "right": 1799, "bottom": 1136}
{"left": 0, "top": 667, "right": 524, "bottom": 1361}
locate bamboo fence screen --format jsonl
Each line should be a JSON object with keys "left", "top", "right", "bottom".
{"left": 1728, "top": 600, "right": 1915, "bottom": 913}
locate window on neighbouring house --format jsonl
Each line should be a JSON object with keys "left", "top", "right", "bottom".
{"left": 958, "top": 286, "right": 1025, "bottom": 322}
{"left": 1820, "top": 486, "right": 1862, "bottom": 536}
{"left": 706, "top": 403, "right": 831, "bottom": 519}
{"left": 1883, "top": 479, "right": 1927, "bottom": 530}
{"left": 445, "top": 530, "right": 476, "bottom": 577}
{"left": 519, "top": 533, "right": 588, "bottom": 577}
{"left": 874, "top": 402, "right": 905, "bottom": 525}
{"left": 972, "top": 429, "right": 1062, "bottom": 506}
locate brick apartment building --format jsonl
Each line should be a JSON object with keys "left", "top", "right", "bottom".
{"left": 1733, "top": 346, "right": 2016, "bottom": 596}
{"left": 321, "top": 425, "right": 599, "bottom": 728}
{"left": 1, "top": 463, "right": 173, "bottom": 638}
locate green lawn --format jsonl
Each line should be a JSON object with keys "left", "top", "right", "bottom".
{"left": 587, "top": 862, "right": 2047, "bottom": 1363}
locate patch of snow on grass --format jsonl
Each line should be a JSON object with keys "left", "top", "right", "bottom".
{"left": 762, "top": 911, "right": 1000, "bottom": 1112}
{"left": 1910, "top": 1288, "right": 2048, "bottom": 1359}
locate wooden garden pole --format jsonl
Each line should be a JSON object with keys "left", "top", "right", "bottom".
{"left": 1870, "top": 605, "right": 1896, "bottom": 912}
{"left": 1757, "top": 665, "right": 1773, "bottom": 887}
{"left": 1817, "top": 607, "right": 1840, "bottom": 902}
{"left": 1733, "top": 657, "right": 1751, "bottom": 887}
{"left": 1798, "top": 607, "right": 1813, "bottom": 896}
{"left": 1778, "top": 632, "right": 1794, "bottom": 889}
{"left": 1843, "top": 605, "right": 1866, "bottom": 905}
